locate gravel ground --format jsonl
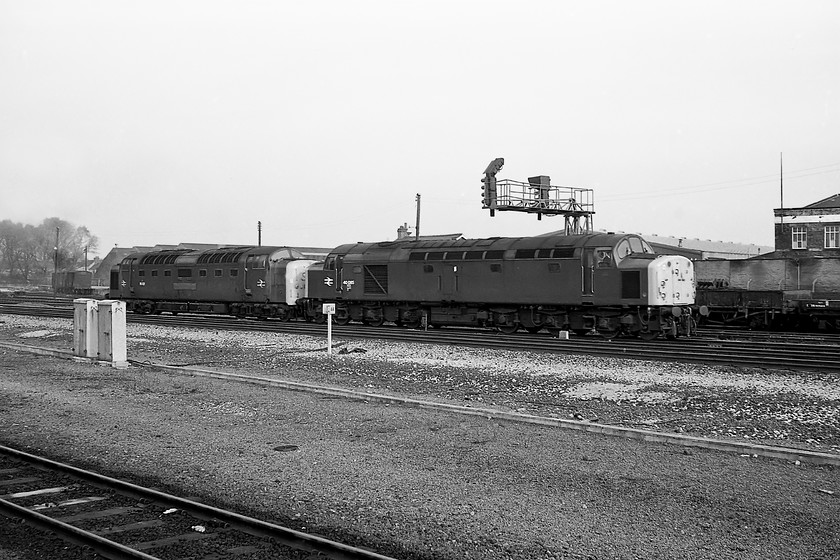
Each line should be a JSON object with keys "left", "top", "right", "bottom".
{"left": 0, "top": 314, "right": 838, "bottom": 559}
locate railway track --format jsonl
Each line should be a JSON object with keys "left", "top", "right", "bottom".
{"left": 0, "top": 444, "right": 397, "bottom": 560}
{"left": 3, "top": 301, "right": 840, "bottom": 373}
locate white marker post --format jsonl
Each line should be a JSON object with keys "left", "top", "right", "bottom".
{"left": 322, "top": 303, "right": 336, "bottom": 354}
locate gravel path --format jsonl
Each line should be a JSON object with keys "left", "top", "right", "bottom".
{"left": 0, "top": 314, "right": 838, "bottom": 559}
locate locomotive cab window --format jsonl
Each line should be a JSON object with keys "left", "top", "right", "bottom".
{"left": 595, "top": 249, "right": 613, "bottom": 268}
{"left": 246, "top": 255, "right": 266, "bottom": 269}
{"left": 614, "top": 238, "right": 654, "bottom": 263}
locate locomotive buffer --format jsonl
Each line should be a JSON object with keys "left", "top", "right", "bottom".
{"left": 481, "top": 158, "right": 595, "bottom": 234}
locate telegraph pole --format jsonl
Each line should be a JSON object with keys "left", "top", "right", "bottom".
{"left": 780, "top": 152, "right": 784, "bottom": 227}
{"left": 53, "top": 227, "right": 59, "bottom": 294}
{"left": 415, "top": 194, "right": 421, "bottom": 241}
{"left": 257, "top": 221, "right": 262, "bottom": 246}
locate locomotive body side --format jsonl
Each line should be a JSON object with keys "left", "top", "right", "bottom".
{"left": 111, "top": 246, "right": 306, "bottom": 319}
{"left": 304, "top": 233, "right": 697, "bottom": 337}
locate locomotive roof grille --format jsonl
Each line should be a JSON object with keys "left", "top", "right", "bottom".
{"left": 138, "top": 250, "right": 193, "bottom": 265}
{"left": 197, "top": 251, "right": 247, "bottom": 264}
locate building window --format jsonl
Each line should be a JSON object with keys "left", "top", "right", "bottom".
{"left": 825, "top": 226, "right": 839, "bottom": 249}
{"left": 792, "top": 226, "right": 807, "bottom": 249}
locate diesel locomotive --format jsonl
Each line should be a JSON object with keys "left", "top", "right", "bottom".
{"left": 110, "top": 246, "right": 317, "bottom": 321}
{"left": 110, "top": 232, "right": 699, "bottom": 339}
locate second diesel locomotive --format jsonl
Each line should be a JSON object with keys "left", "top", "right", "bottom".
{"left": 110, "top": 232, "right": 698, "bottom": 338}
{"left": 302, "top": 232, "right": 697, "bottom": 338}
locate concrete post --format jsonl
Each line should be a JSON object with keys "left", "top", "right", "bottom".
{"left": 73, "top": 298, "right": 98, "bottom": 358}
{"left": 97, "top": 300, "right": 128, "bottom": 368}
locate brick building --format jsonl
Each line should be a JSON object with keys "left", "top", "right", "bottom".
{"left": 772, "top": 193, "right": 840, "bottom": 258}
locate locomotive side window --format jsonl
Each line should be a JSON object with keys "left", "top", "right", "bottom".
{"left": 230, "top": 269, "right": 239, "bottom": 277}
{"left": 548, "top": 263, "right": 561, "bottom": 273}
{"left": 490, "top": 264, "right": 502, "bottom": 272}
{"left": 199, "top": 270, "right": 207, "bottom": 277}
{"left": 484, "top": 250, "right": 504, "bottom": 259}
{"left": 424, "top": 265, "right": 434, "bottom": 273}
{"left": 164, "top": 270, "right": 171, "bottom": 277}
{"left": 215, "top": 270, "right": 223, "bottom": 277}
{"left": 464, "top": 251, "right": 484, "bottom": 260}
{"left": 324, "top": 256, "right": 336, "bottom": 270}
{"left": 138, "top": 270, "right": 145, "bottom": 277}
{"left": 151, "top": 270, "right": 158, "bottom": 277}
{"left": 177, "top": 269, "right": 192, "bottom": 278}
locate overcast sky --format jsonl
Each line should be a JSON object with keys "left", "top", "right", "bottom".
{"left": 2, "top": 1, "right": 839, "bottom": 257}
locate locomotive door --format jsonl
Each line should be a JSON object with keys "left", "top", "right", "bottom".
{"left": 440, "top": 264, "right": 457, "bottom": 297}
{"left": 244, "top": 254, "right": 267, "bottom": 299}
{"left": 582, "top": 250, "right": 594, "bottom": 296}
{"left": 334, "top": 255, "right": 345, "bottom": 295}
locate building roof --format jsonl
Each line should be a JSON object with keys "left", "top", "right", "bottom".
{"left": 804, "top": 193, "right": 840, "bottom": 209}
{"left": 641, "top": 234, "right": 773, "bottom": 259}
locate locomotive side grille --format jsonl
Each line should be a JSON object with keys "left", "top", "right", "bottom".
{"left": 364, "top": 265, "right": 389, "bottom": 294}
{"left": 621, "top": 271, "right": 641, "bottom": 299}
{"left": 552, "top": 247, "right": 576, "bottom": 258}
{"left": 513, "top": 248, "right": 577, "bottom": 259}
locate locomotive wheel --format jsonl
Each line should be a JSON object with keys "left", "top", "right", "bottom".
{"left": 363, "top": 315, "right": 385, "bottom": 327}
{"left": 638, "top": 329, "right": 659, "bottom": 341}
{"left": 597, "top": 328, "right": 620, "bottom": 340}
{"left": 496, "top": 323, "right": 519, "bottom": 334}
{"left": 313, "top": 314, "right": 326, "bottom": 324}
{"left": 398, "top": 317, "right": 421, "bottom": 329}
{"left": 334, "top": 314, "right": 351, "bottom": 326}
